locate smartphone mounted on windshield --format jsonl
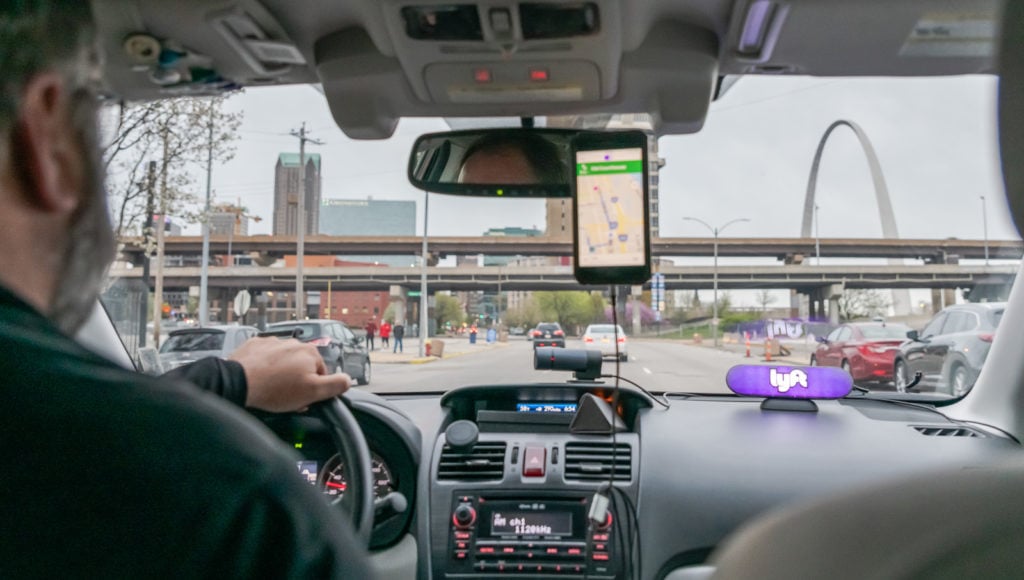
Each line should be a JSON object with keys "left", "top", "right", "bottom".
{"left": 571, "top": 130, "right": 652, "bottom": 285}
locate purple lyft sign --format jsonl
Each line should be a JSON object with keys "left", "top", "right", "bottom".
{"left": 725, "top": 365, "right": 853, "bottom": 399}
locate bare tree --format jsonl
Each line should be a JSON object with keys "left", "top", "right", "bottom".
{"left": 756, "top": 289, "right": 778, "bottom": 314}
{"left": 101, "top": 95, "right": 243, "bottom": 240}
{"left": 838, "top": 289, "right": 892, "bottom": 321}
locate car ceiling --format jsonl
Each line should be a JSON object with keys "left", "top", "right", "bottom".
{"left": 93, "top": 0, "right": 1003, "bottom": 139}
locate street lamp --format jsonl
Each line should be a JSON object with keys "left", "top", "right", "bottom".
{"left": 980, "top": 195, "right": 990, "bottom": 265}
{"left": 682, "top": 216, "right": 751, "bottom": 347}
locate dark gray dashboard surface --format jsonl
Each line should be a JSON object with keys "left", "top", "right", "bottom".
{"left": 382, "top": 391, "right": 1023, "bottom": 580}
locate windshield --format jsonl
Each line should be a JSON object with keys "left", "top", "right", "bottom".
{"left": 102, "top": 75, "right": 1019, "bottom": 400}
{"left": 159, "top": 332, "right": 225, "bottom": 353}
{"left": 858, "top": 325, "right": 912, "bottom": 340}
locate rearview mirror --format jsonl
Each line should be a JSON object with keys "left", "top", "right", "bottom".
{"left": 906, "top": 330, "right": 920, "bottom": 341}
{"left": 407, "top": 128, "right": 576, "bottom": 197}
{"left": 816, "top": 336, "right": 829, "bottom": 344}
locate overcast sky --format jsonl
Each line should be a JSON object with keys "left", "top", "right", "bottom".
{"left": 194, "top": 74, "right": 1020, "bottom": 245}
{"left": 170, "top": 75, "right": 1020, "bottom": 310}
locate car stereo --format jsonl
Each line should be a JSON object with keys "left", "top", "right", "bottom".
{"left": 446, "top": 493, "right": 618, "bottom": 578}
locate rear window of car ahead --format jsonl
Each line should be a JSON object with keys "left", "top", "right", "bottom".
{"left": 537, "top": 324, "right": 561, "bottom": 332}
{"left": 267, "top": 323, "right": 322, "bottom": 339}
{"left": 160, "top": 332, "right": 225, "bottom": 353}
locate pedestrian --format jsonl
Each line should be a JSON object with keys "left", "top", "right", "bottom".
{"left": 364, "top": 318, "right": 377, "bottom": 350}
{"left": 392, "top": 322, "right": 405, "bottom": 353}
{"left": 380, "top": 319, "right": 392, "bottom": 348}
{"left": 469, "top": 323, "right": 478, "bottom": 344}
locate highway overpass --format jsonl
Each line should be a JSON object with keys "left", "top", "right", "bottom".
{"left": 119, "top": 236, "right": 1024, "bottom": 262}
{"left": 108, "top": 264, "right": 1017, "bottom": 292}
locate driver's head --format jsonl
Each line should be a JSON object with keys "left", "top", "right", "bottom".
{"left": 457, "top": 131, "right": 566, "bottom": 185}
{"left": 0, "top": 2, "right": 115, "bottom": 335}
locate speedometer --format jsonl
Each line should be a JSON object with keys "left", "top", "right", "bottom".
{"left": 318, "top": 452, "right": 395, "bottom": 500}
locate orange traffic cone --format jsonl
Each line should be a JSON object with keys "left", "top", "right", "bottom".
{"left": 764, "top": 339, "right": 772, "bottom": 362}
{"left": 745, "top": 332, "right": 751, "bottom": 358}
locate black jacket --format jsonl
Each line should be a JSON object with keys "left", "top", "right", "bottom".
{"left": 0, "top": 287, "right": 373, "bottom": 578}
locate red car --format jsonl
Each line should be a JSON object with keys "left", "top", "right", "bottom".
{"left": 810, "top": 322, "right": 912, "bottom": 383}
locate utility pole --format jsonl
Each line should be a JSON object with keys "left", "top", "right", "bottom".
{"left": 138, "top": 160, "right": 156, "bottom": 348}
{"left": 199, "top": 107, "right": 214, "bottom": 326}
{"left": 151, "top": 133, "right": 169, "bottom": 348}
{"left": 290, "top": 122, "right": 324, "bottom": 320}
{"left": 419, "top": 190, "right": 430, "bottom": 357}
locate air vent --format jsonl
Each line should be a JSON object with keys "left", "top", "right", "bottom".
{"left": 912, "top": 425, "right": 986, "bottom": 438}
{"left": 564, "top": 442, "right": 632, "bottom": 482}
{"left": 438, "top": 442, "right": 506, "bottom": 481}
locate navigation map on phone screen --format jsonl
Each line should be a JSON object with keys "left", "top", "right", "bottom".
{"left": 575, "top": 147, "right": 646, "bottom": 268}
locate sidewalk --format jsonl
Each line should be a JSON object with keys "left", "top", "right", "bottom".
{"left": 370, "top": 337, "right": 511, "bottom": 364}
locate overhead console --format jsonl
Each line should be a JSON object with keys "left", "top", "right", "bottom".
{"left": 316, "top": 0, "right": 719, "bottom": 138}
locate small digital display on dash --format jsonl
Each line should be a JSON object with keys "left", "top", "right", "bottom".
{"left": 295, "top": 460, "right": 318, "bottom": 485}
{"left": 516, "top": 403, "right": 578, "bottom": 414}
{"left": 491, "top": 511, "right": 573, "bottom": 536}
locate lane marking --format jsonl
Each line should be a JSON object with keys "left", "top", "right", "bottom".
{"left": 643, "top": 367, "right": 652, "bottom": 375}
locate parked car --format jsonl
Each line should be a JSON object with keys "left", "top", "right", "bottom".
{"left": 266, "top": 320, "right": 371, "bottom": 385}
{"left": 893, "top": 303, "right": 1005, "bottom": 396}
{"left": 530, "top": 322, "right": 565, "bottom": 348}
{"left": 582, "top": 324, "right": 628, "bottom": 362}
{"left": 158, "top": 325, "right": 260, "bottom": 371}
{"left": 809, "top": 322, "right": 911, "bottom": 384}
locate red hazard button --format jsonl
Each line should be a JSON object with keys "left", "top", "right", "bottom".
{"left": 523, "top": 446, "right": 546, "bottom": 477}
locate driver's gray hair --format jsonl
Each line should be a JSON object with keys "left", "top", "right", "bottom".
{"left": 0, "top": 1, "right": 98, "bottom": 136}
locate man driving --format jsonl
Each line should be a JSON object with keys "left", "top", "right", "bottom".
{"left": 0, "top": 3, "right": 372, "bottom": 577}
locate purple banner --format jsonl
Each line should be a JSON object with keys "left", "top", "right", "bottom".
{"left": 726, "top": 365, "right": 852, "bottom": 399}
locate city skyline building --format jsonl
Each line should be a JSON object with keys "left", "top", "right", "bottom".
{"left": 273, "top": 152, "right": 322, "bottom": 236}
{"left": 319, "top": 197, "right": 417, "bottom": 267}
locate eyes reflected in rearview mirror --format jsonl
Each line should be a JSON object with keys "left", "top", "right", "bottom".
{"left": 407, "top": 129, "right": 576, "bottom": 197}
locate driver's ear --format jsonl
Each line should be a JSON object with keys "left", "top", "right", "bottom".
{"left": 13, "top": 72, "right": 82, "bottom": 215}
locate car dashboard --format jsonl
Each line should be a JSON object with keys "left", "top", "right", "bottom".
{"left": 264, "top": 382, "right": 1022, "bottom": 579}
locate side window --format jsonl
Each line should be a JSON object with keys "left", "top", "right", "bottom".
{"left": 942, "top": 311, "right": 978, "bottom": 335}
{"left": 921, "top": 313, "right": 947, "bottom": 338}
{"left": 826, "top": 328, "right": 842, "bottom": 341}
{"left": 836, "top": 327, "right": 853, "bottom": 342}
{"left": 328, "top": 325, "right": 345, "bottom": 340}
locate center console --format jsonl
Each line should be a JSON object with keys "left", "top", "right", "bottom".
{"left": 430, "top": 383, "right": 649, "bottom": 579}
{"left": 445, "top": 492, "right": 619, "bottom": 578}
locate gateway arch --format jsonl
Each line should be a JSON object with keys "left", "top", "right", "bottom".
{"left": 802, "top": 120, "right": 911, "bottom": 316}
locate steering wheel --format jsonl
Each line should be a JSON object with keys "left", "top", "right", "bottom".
{"left": 311, "top": 395, "right": 374, "bottom": 547}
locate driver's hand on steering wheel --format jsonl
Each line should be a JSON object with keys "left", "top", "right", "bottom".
{"left": 230, "top": 337, "right": 352, "bottom": 412}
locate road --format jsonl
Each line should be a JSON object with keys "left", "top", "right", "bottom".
{"left": 367, "top": 338, "right": 752, "bottom": 395}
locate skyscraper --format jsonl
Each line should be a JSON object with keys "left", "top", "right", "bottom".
{"left": 273, "top": 153, "right": 322, "bottom": 235}
{"left": 545, "top": 114, "right": 662, "bottom": 238}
